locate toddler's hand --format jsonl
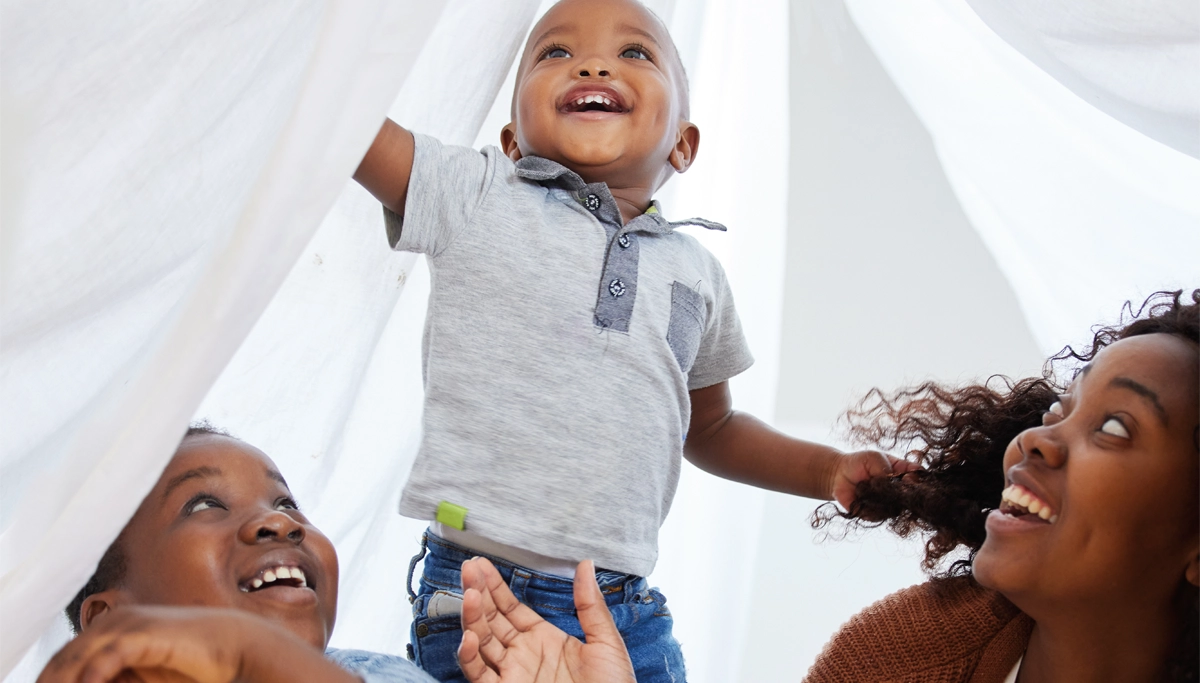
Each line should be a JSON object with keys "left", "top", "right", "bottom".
{"left": 830, "top": 450, "right": 919, "bottom": 511}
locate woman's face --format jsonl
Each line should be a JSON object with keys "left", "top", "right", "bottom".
{"left": 94, "top": 435, "right": 340, "bottom": 650}
{"left": 973, "top": 333, "right": 1200, "bottom": 618}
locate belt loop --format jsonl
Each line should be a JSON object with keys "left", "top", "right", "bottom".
{"left": 407, "top": 531, "right": 429, "bottom": 604}
{"left": 508, "top": 569, "right": 531, "bottom": 604}
{"left": 622, "top": 574, "right": 639, "bottom": 603}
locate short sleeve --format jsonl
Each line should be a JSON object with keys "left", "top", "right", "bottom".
{"left": 686, "top": 257, "right": 754, "bottom": 390}
{"left": 385, "top": 133, "right": 499, "bottom": 257}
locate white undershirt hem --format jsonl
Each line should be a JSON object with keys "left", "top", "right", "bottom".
{"left": 429, "top": 522, "right": 580, "bottom": 578}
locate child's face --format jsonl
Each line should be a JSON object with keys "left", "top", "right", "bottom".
{"left": 88, "top": 435, "right": 339, "bottom": 650}
{"left": 504, "top": 0, "right": 692, "bottom": 187}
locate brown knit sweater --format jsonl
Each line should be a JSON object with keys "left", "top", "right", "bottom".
{"left": 804, "top": 576, "right": 1034, "bottom": 683}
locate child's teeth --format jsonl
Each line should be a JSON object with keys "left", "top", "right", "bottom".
{"left": 292, "top": 568, "right": 306, "bottom": 583}
{"left": 584, "top": 95, "right": 595, "bottom": 103}
{"left": 276, "top": 567, "right": 292, "bottom": 580}
{"left": 576, "top": 98, "right": 585, "bottom": 105}
{"left": 263, "top": 569, "right": 276, "bottom": 583}
{"left": 602, "top": 97, "right": 612, "bottom": 106}
{"left": 252, "top": 578, "right": 263, "bottom": 588}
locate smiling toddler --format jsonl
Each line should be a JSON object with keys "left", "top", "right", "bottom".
{"left": 353, "top": 1, "right": 911, "bottom": 680}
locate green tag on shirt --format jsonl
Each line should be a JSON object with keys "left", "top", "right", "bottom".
{"left": 436, "top": 501, "right": 468, "bottom": 530}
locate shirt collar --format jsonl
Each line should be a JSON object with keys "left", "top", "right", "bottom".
{"left": 514, "top": 156, "right": 727, "bottom": 235}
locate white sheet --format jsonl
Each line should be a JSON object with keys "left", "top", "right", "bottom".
{"left": 846, "top": 0, "right": 1200, "bottom": 354}
{"left": 3, "top": 0, "right": 1196, "bottom": 680}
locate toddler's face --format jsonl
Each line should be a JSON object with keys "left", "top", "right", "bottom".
{"left": 505, "top": 0, "right": 690, "bottom": 187}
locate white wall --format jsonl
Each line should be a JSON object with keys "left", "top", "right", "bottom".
{"left": 736, "top": 3, "right": 1044, "bottom": 680}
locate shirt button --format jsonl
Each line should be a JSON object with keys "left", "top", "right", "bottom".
{"left": 618, "top": 234, "right": 631, "bottom": 249}
{"left": 608, "top": 278, "right": 626, "bottom": 297}
{"left": 585, "top": 194, "right": 601, "bottom": 211}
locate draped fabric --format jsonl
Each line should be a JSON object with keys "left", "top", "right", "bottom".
{"left": 845, "top": 0, "right": 1200, "bottom": 355}
{"left": 2, "top": 0, "right": 1196, "bottom": 681}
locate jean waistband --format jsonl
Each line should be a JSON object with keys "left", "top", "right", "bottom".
{"left": 408, "top": 529, "right": 640, "bottom": 602}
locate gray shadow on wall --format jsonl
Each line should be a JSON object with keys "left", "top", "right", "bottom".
{"left": 737, "top": 2, "right": 1045, "bottom": 681}
{"left": 775, "top": 0, "right": 1044, "bottom": 427}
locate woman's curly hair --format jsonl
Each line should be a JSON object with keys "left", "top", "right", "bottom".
{"left": 813, "top": 289, "right": 1199, "bottom": 681}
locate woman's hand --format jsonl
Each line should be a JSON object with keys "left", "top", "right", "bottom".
{"left": 457, "top": 558, "right": 636, "bottom": 683}
{"left": 37, "top": 606, "right": 356, "bottom": 683}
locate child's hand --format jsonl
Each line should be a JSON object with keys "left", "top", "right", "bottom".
{"left": 458, "top": 558, "right": 635, "bottom": 683}
{"left": 830, "top": 450, "right": 920, "bottom": 511}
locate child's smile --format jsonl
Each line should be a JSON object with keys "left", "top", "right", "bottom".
{"left": 502, "top": 0, "right": 695, "bottom": 198}
{"left": 559, "top": 83, "right": 629, "bottom": 117}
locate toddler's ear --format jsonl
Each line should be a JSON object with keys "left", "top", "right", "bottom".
{"left": 500, "top": 124, "right": 523, "bottom": 162}
{"left": 669, "top": 122, "right": 700, "bottom": 174}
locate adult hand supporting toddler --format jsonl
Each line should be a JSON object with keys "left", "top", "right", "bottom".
{"left": 457, "top": 558, "right": 636, "bottom": 683}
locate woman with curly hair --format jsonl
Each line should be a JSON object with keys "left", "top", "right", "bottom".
{"left": 446, "top": 290, "right": 1199, "bottom": 683}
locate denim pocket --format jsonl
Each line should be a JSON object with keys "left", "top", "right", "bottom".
{"left": 666, "top": 281, "right": 707, "bottom": 373}
{"left": 411, "top": 591, "right": 465, "bottom": 681}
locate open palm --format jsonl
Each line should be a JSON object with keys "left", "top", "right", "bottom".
{"left": 457, "top": 558, "right": 635, "bottom": 683}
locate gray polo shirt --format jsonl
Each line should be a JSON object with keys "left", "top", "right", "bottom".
{"left": 389, "top": 134, "right": 753, "bottom": 576}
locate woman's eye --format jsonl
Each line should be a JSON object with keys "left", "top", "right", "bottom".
{"left": 621, "top": 48, "right": 649, "bottom": 60}
{"left": 543, "top": 47, "right": 570, "bottom": 60}
{"left": 1100, "top": 417, "right": 1130, "bottom": 438}
{"left": 186, "top": 497, "right": 223, "bottom": 514}
{"left": 276, "top": 497, "right": 299, "bottom": 511}
{"left": 1042, "top": 401, "right": 1064, "bottom": 424}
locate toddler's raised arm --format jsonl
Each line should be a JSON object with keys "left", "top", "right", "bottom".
{"left": 354, "top": 119, "right": 416, "bottom": 217}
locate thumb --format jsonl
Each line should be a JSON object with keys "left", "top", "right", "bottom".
{"left": 573, "top": 561, "right": 622, "bottom": 648}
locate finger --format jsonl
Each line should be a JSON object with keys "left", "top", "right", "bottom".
{"left": 887, "top": 455, "right": 922, "bottom": 474}
{"left": 572, "top": 561, "right": 623, "bottom": 650}
{"left": 457, "top": 630, "right": 501, "bottom": 683}
{"left": 461, "top": 560, "right": 525, "bottom": 648}
{"left": 79, "top": 636, "right": 160, "bottom": 683}
{"left": 461, "top": 588, "right": 509, "bottom": 668}
{"left": 469, "top": 558, "right": 546, "bottom": 633}
{"left": 39, "top": 627, "right": 124, "bottom": 683}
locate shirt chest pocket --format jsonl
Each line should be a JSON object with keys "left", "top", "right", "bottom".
{"left": 666, "top": 281, "right": 708, "bottom": 374}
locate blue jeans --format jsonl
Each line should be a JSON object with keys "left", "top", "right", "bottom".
{"left": 407, "top": 531, "right": 686, "bottom": 683}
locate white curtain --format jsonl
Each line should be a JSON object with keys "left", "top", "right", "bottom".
{"left": 844, "top": 0, "right": 1200, "bottom": 354}
{"left": 2, "top": 0, "right": 1196, "bottom": 681}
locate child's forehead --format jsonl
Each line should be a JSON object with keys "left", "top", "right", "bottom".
{"left": 523, "top": 0, "right": 670, "bottom": 56}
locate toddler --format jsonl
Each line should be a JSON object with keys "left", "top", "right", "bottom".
{"left": 353, "top": 1, "right": 910, "bottom": 680}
